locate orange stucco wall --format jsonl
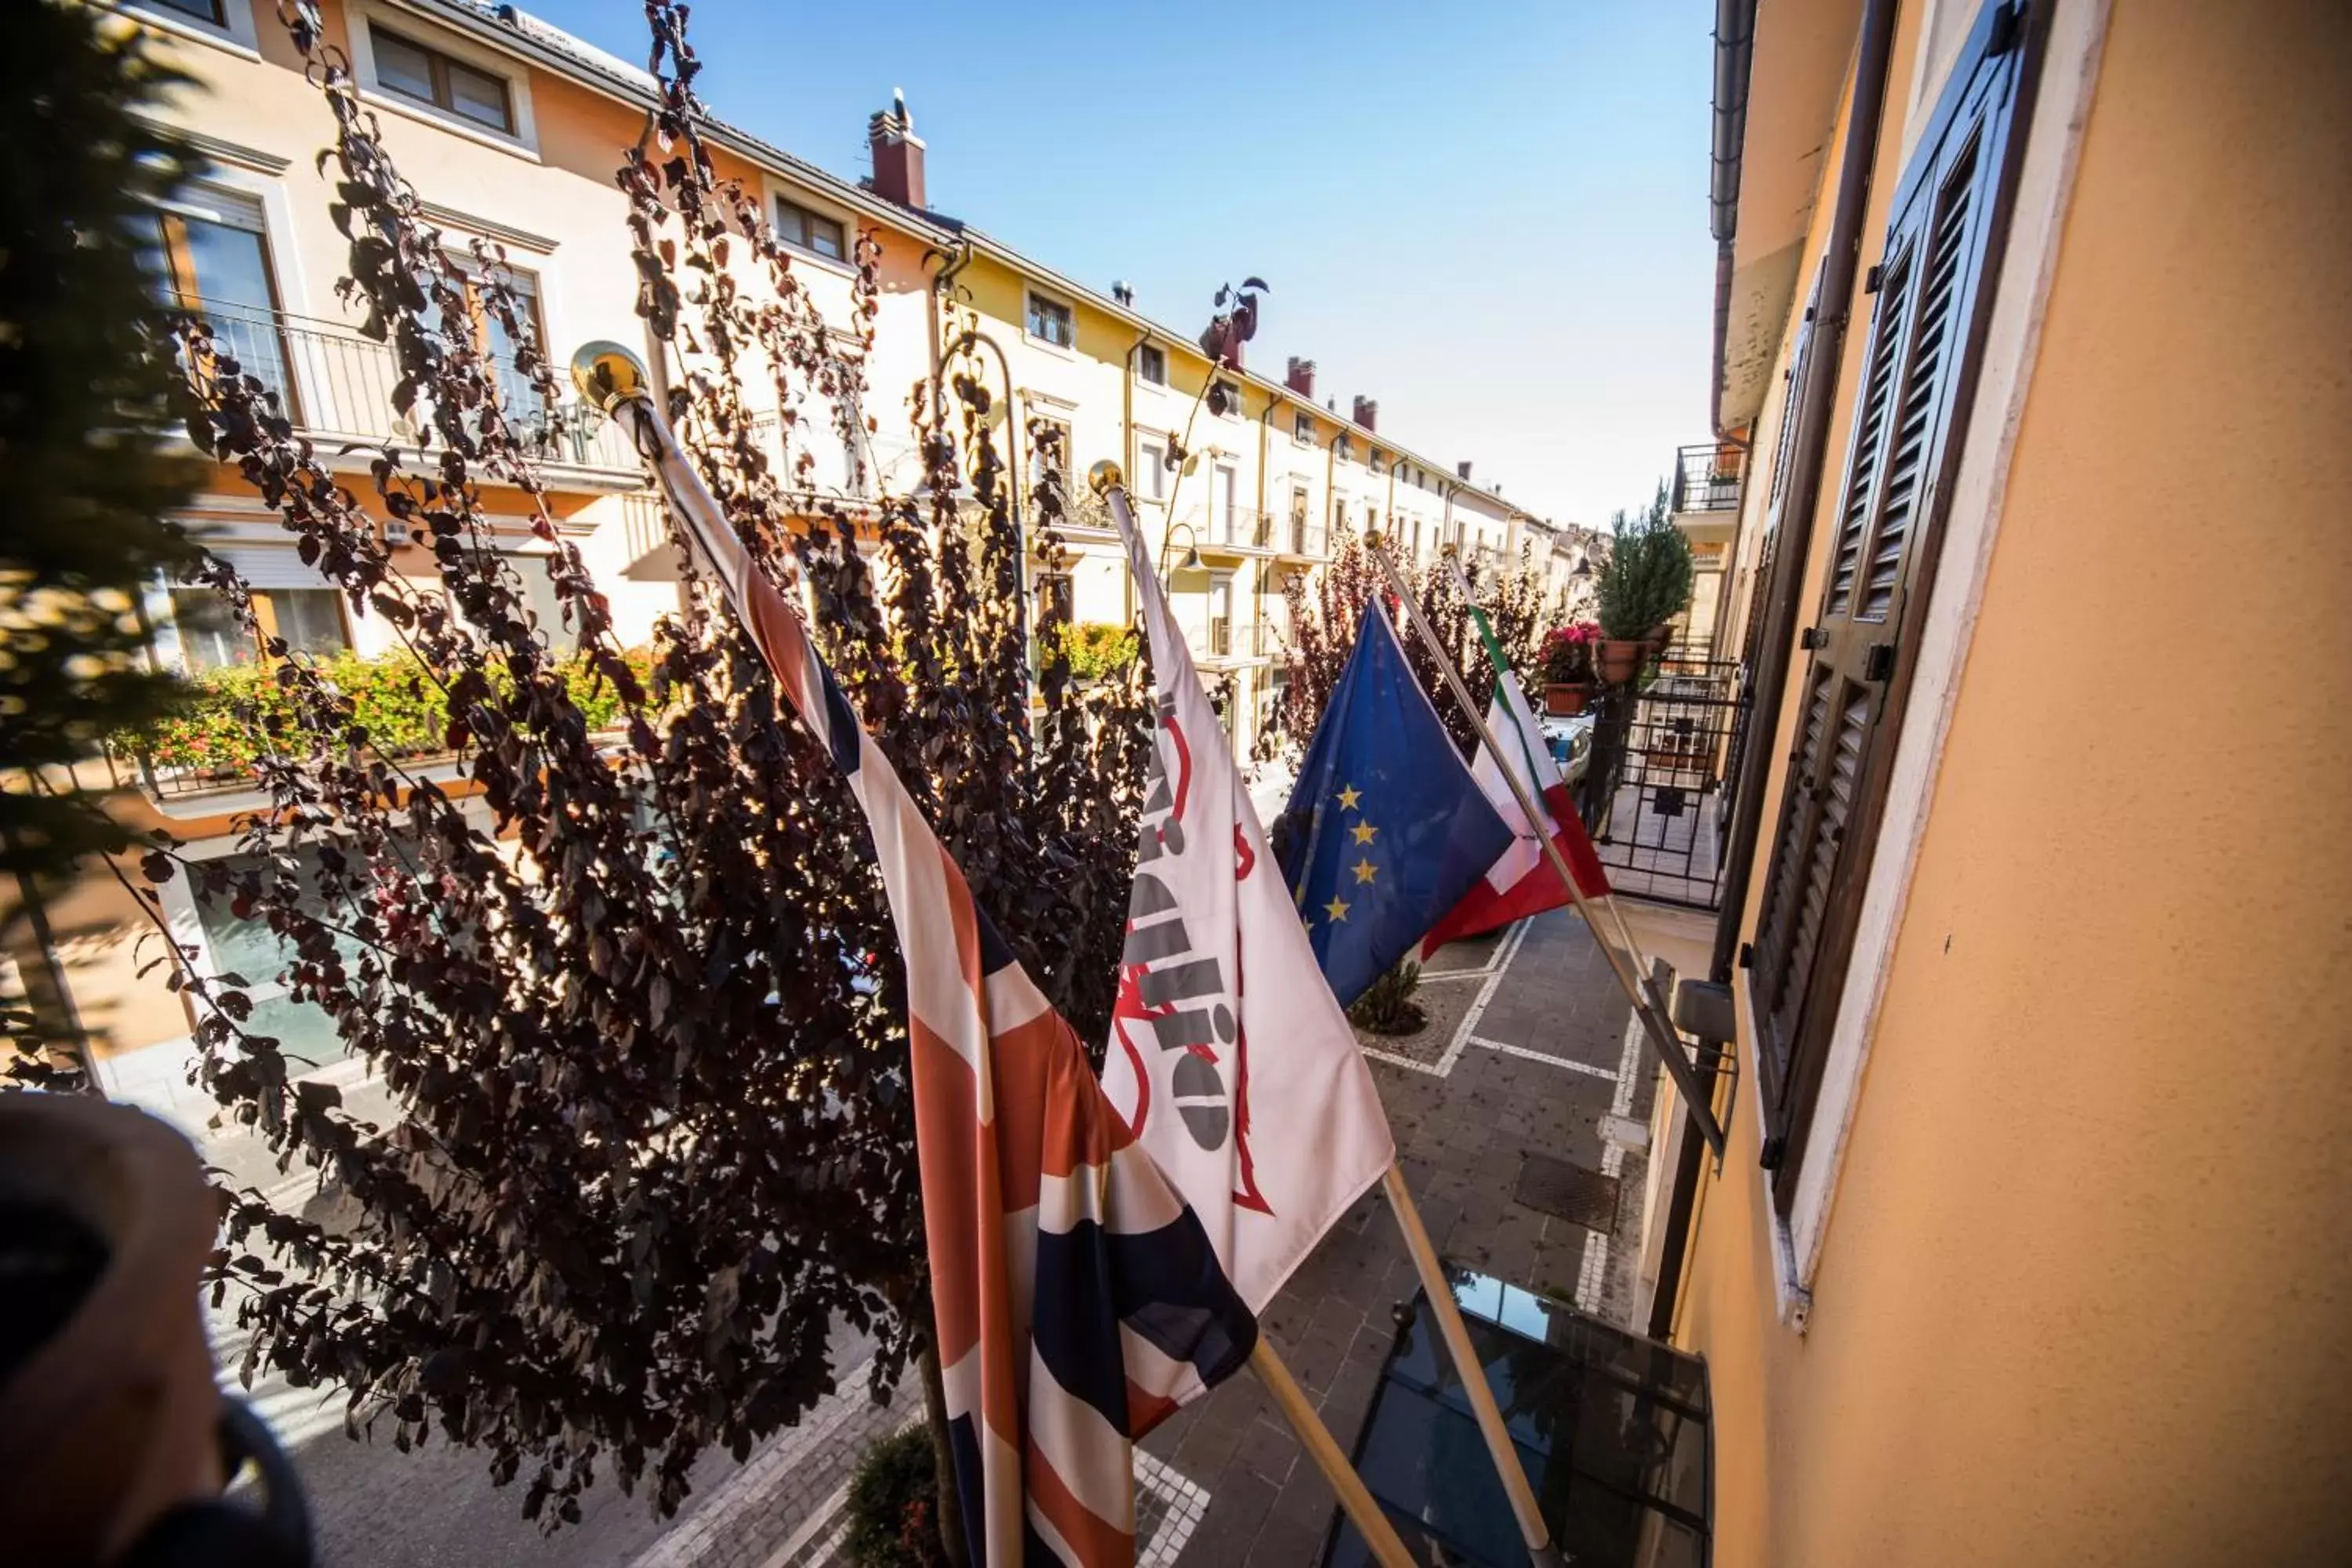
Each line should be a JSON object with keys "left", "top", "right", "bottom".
{"left": 1677, "top": 2, "right": 2352, "bottom": 1564}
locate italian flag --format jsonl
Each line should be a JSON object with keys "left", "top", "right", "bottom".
{"left": 1419, "top": 610, "right": 1611, "bottom": 956}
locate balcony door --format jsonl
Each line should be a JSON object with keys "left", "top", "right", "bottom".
{"left": 1213, "top": 462, "right": 1238, "bottom": 545}
{"left": 149, "top": 187, "right": 297, "bottom": 419}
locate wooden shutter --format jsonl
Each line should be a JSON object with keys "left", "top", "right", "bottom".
{"left": 1724, "top": 267, "right": 1824, "bottom": 802}
{"left": 1750, "top": 0, "right": 2038, "bottom": 1196}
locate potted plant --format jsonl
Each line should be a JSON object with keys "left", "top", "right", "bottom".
{"left": 1539, "top": 622, "right": 1599, "bottom": 714}
{"left": 1592, "top": 503, "right": 1695, "bottom": 684}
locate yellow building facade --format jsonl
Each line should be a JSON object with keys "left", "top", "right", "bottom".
{"left": 65, "top": 0, "right": 1566, "bottom": 1125}
{"left": 1647, "top": 0, "right": 2352, "bottom": 1563}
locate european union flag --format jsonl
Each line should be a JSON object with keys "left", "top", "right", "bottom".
{"left": 1273, "top": 600, "right": 1515, "bottom": 1007}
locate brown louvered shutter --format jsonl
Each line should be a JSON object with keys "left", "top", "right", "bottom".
{"left": 1750, "top": 0, "right": 2038, "bottom": 1199}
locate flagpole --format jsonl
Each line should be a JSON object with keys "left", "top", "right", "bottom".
{"left": 1089, "top": 463, "right": 1417, "bottom": 1568}
{"left": 1249, "top": 1339, "right": 1419, "bottom": 1568}
{"left": 1382, "top": 1164, "right": 1566, "bottom": 1568}
{"left": 1367, "top": 535, "right": 1725, "bottom": 1160}
{"left": 1439, "top": 550, "right": 1666, "bottom": 992}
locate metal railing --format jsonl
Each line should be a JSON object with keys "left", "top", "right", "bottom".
{"left": 1671, "top": 443, "right": 1747, "bottom": 514}
{"left": 1576, "top": 651, "right": 1748, "bottom": 910}
{"left": 1280, "top": 517, "right": 1328, "bottom": 557}
{"left": 180, "top": 297, "right": 638, "bottom": 473}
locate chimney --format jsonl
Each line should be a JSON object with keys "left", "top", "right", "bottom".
{"left": 1456, "top": 459, "right": 1473, "bottom": 481}
{"left": 1286, "top": 357, "right": 1317, "bottom": 398}
{"left": 1111, "top": 280, "right": 1134, "bottom": 307}
{"left": 1352, "top": 396, "right": 1377, "bottom": 431}
{"left": 868, "top": 89, "right": 926, "bottom": 209}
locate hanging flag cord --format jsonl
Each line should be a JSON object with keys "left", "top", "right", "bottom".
{"left": 1385, "top": 542, "right": 1727, "bottom": 1162}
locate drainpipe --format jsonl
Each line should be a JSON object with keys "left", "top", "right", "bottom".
{"left": 1648, "top": 0, "right": 1901, "bottom": 1341}
{"left": 1708, "top": 0, "right": 1755, "bottom": 440}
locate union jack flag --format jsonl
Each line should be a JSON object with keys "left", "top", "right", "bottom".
{"left": 626, "top": 404, "right": 1256, "bottom": 1566}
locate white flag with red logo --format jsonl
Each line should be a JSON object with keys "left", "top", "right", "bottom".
{"left": 1100, "top": 487, "right": 1396, "bottom": 1310}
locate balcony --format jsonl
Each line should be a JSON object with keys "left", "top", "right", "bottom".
{"left": 1201, "top": 507, "right": 1276, "bottom": 553}
{"left": 181, "top": 299, "right": 642, "bottom": 483}
{"left": 1189, "top": 619, "right": 1281, "bottom": 663}
{"left": 1276, "top": 516, "right": 1329, "bottom": 559}
{"left": 1669, "top": 442, "right": 1746, "bottom": 515}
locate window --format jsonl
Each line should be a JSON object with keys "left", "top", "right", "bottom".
{"left": 1213, "top": 380, "right": 1243, "bottom": 419}
{"left": 371, "top": 26, "right": 514, "bottom": 133}
{"left": 775, "top": 195, "right": 847, "bottom": 262}
{"left": 1207, "top": 574, "right": 1234, "bottom": 657}
{"left": 1029, "top": 415, "right": 1073, "bottom": 488}
{"left": 1034, "top": 571, "right": 1073, "bottom": 631}
{"left": 1293, "top": 412, "right": 1315, "bottom": 446}
{"left": 438, "top": 254, "right": 550, "bottom": 432}
{"left": 1026, "top": 292, "right": 1075, "bottom": 349}
{"left": 1369, "top": 452, "right": 1385, "bottom": 477}
{"left": 265, "top": 590, "right": 350, "bottom": 659}
{"left": 1748, "top": 1, "right": 2032, "bottom": 1205}
{"left": 1137, "top": 344, "right": 1167, "bottom": 387}
{"left": 1139, "top": 437, "right": 1169, "bottom": 502}
{"left": 142, "top": 0, "right": 226, "bottom": 21}
{"left": 170, "top": 587, "right": 247, "bottom": 671}
{"left": 147, "top": 187, "right": 296, "bottom": 418}
{"left": 1336, "top": 435, "right": 1355, "bottom": 463}
{"left": 1288, "top": 483, "right": 1309, "bottom": 525}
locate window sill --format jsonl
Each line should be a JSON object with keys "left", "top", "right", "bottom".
{"left": 1022, "top": 332, "right": 1078, "bottom": 361}
{"left": 1733, "top": 963, "right": 1817, "bottom": 1334}
{"left": 358, "top": 88, "right": 542, "bottom": 163}
{"left": 778, "top": 240, "right": 858, "bottom": 281}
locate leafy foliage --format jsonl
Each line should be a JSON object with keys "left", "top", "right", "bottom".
{"left": 1347, "top": 960, "right": 1425, "bottom": 1036}
{"left": 0, "top": 2, "right": 204, "bottom": 1057}
{"left": 1054, "top": 621, "right": 1139, "bottom": 682}
{"left": 1593, "top": 484, "right": 1694, "bottom": 639}
{"left": 39, "top": 0, "right": 1159, "bottom": 1532}
{"left": 118, "top": 647, "right": 650, "bottom": 777}
{"left": 844, "top": 1425, "right": 949, "bottom": 1568}
{"left": 1258, "top": 532, "right": 1549, "bottom": 762}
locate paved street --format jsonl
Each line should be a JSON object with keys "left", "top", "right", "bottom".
{"left": 206, "top": 905, "right": 1656, "bottom": 1566}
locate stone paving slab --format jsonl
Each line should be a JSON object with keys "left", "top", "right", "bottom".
{"left": 632, "top": 906, "right": 1666, "bottom": 1566}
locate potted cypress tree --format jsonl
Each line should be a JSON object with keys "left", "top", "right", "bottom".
{"left": 1592, "top": 504, "right": 1695, "bottom": 684}
{"left": 1540, "top": 622, "right": 1599, "bottom": 714}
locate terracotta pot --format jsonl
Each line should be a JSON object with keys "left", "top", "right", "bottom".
{"left": 1595, "top": 638, "right": 1649, "bottom": 684}
{"left": 1544, "top": 683, "right": 1590, "bottom": 717}
{"left": 0, "top": 1096, "right": 227, "bottom": 1563}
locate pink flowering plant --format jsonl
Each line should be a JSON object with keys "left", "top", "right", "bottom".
{"left": 1541, "top": 621, "right": 1600, "bottom": 685}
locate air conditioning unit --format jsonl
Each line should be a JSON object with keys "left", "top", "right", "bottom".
{"left": 382, "top": 518, "right": 414, "bottom": 548}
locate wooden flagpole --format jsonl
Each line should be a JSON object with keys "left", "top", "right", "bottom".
{"left": 1086, "top": 466, "right": 1417, "bottom": 1568}
{"left": 1382, "top": 1164, "right": 1566, "bottom": 1568}
{"left": 1437, "top": 552, "right": 1679, "bottom": 1000}
{"left": 1370, "top": 537, "right": 1726, "bottom": 1160}
{"left": 1250, "top": 1338, "right": 1418, "bottom": 1568}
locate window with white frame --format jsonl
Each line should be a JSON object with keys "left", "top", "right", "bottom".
{"left": 1293, "top": 411, "right": 1315, "bottom": 446}
{"left": 1025, "top": 414, "right": 1073, "bottom": 496}
{"left": 1335, "top": 434, "right": 1355, "bottom": 463}
{"left": 369, "top": 24, "right": 516, "bottom": 135}
{"left": 1026, "top": 292, "right": 1075, "bottom": 349}
{"left": 1139, "top": 437, "right": 1170, "bottom": 502}
{"left": 1137, "top": 344, "right": 1167, "bottom": 386}
{"left": 775, "top": 195, "right": 847, "bottom": 262}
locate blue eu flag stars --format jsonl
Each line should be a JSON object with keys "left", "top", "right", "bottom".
{"left": 1272, "top": 599, "right": 1515, "bottom": 1007}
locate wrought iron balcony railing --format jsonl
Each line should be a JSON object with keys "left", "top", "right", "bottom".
{"left": 1671, "top": 442, "right": 1747, "bottom": 514}
{"left": 179, "top": 297, "right": 640, "bottom": 474}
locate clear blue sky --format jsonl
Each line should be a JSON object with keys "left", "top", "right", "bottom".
{"left": 521, "top": 0, "right": 1719, "bottom": 526}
